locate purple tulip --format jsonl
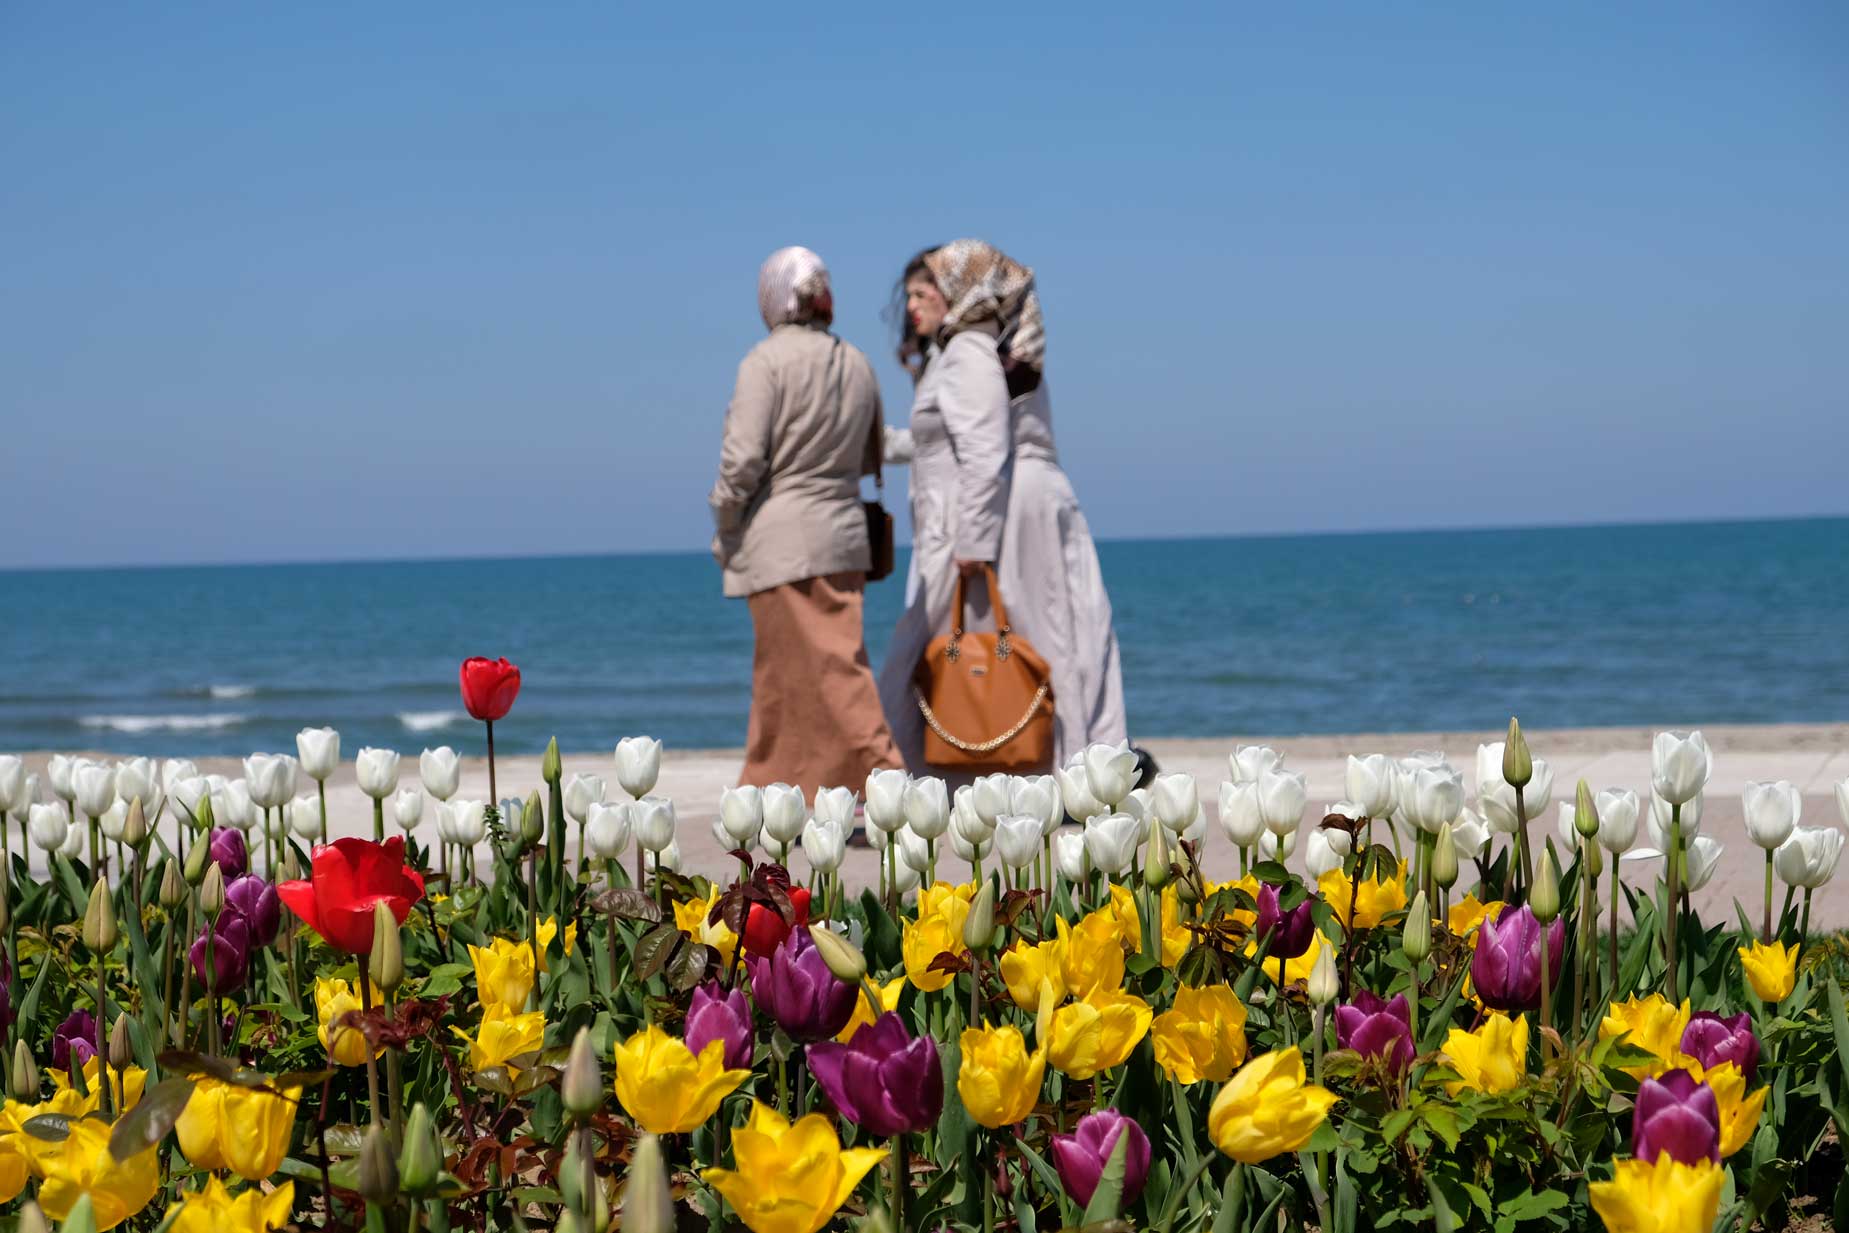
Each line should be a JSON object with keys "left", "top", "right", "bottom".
{"left": 190, "top": 912, "right": 251, "bottom": 992}
{"left": 684, "top": 982, "right": 754, "bottom": 1070}
{"left": 207, "top": 828, "right": 248, "bottom": 878}
{"left": 224, "top": 874, "right": 281, "bottom": 948}
{"left": 1633, "top": 1070, "right": 1720, "bottom": 1165}
{"left": 1049, "top": 1109, "right": 1151, "bottom": 1207}
{"left": 1680, "top": 1012, "right": 1759, "bottom": 1084}
{"left": 1472, "top": 905, "right": 1564, "bottom": 1012}
{"left": 53, "top": 1009, "right": 96, "bottom": 1072}
{"left": 808, "top": 1012, "right": 943, "bottom": 1137}
{"left": 0, "top": 948, "right": 13, "bottom": 1034}
{"left": 1255, "top": 883, "right": 1317, "bottom": 960}
{"left": 1334, "top": 991, "right": 1415, "bottom": 1075}
{"left": 748, "top": 931, "right": 857, "bottom": 1042}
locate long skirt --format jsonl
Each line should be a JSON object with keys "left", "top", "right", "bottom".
{"left": 742, "top": 571, "right": 903, "bottom": 797}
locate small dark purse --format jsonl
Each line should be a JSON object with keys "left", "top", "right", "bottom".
{"left": 863, "top": 396, "right": 894, "bottom": 584}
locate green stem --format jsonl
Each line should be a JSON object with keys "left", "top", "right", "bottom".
{"left": 1608, "top": 852, "right": 1621, "bottom": 1001}
{"left": 1665, "top": 807, "right": 1682, "bottom": 1003}
{"left": 1762, "top": 849, "right": 1774, "bottom": 943}
{"left": 95, "top": 954, "right": 111, "bottom": 1116}
{"left": 359, "top": 969, "right": 382, "bottom": 1128}
{"left": 372, "top": 797, "right": 384, "bottom": 844}
{"left": 317, "top": 779, "right": 328, "bottom": 842}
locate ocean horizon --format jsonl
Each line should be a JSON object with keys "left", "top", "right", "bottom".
{"left": 5, "top": 515, "right": 1846, "bottom": 757}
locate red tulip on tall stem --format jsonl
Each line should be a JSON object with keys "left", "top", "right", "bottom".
{"left": 460, "top": 656, "right": 521, "bottom": 815}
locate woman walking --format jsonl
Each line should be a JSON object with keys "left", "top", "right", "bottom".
{"left": 879, "top": 239, "right": 1128, "bottom": 771}
{"left": 711, "top": 246, "right": 903, "bottom": 796}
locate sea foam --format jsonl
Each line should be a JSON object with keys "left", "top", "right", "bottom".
{"left": 80, "top": 713, "right": 246, "bottom": 734}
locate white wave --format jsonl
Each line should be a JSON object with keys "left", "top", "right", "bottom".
{"left": 80, "top": 713, "right": 247, "bottom": 734}
{"left": 398, "top": 710, "right": 465, "bottom": 732}
{"left": 207, "top": 683, "right": 256, "bottom": 699}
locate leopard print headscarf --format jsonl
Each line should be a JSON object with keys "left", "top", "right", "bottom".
{"left": 924, "top": 239, "right": 1045, "bottom": 376}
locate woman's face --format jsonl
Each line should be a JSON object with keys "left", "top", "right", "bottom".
{"left": 906, "top": 273, "right": 948, "bottom": 339}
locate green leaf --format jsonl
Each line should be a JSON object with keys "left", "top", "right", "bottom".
{"left": 108, "top": 1077, "right": 194, "bottom": 1160}
{"left": 18, "top": 952, "right": 52, "bottom": 1034}
{"left": 1421, "top": 1104, "right": 1463, "bottom": 1152}
{"left": 1079, "top": 1129, "right": 1130, "bottom": 1224}
{"left": 1425, "top": 1175, "right": 1459, "bottom": 1233}
{"left": 665, "top": 940, "right": 711, "bottom": 992}
{"left": 1826, "top": 978, "right": 1849, "bottom": 1099}
{"left": 1498, "top": 1187, "right": 1569, "bottom": 1221}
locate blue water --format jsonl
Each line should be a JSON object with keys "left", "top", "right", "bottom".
{"left": 3, "top": 518, "right": 1845, "bottom": 757}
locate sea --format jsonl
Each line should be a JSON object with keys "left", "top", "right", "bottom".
{"left": 3, "top": 517, "right": 1845, "bottom": 759}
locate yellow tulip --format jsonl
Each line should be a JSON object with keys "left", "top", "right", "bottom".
{"left": 1598, "top": 995, "right": 1691, "bottom": 1079}
{"left": 1737, "top": 939, "right": 1797, "bottom": 1003}
{"left": 169, "top": 1176, "right": 295, "bottom": 1233}
{"left": 918, "top": 879, "right": 977, "bottom": 924}
{"left": 902, "top": 911, "right": 967, "bottom": 993}
{"left": 23, "top": 1117, "right": 160, "bottom": 1229}
{"left": 673, "top": 887, "right": 738, "bottom": 969}
{"left": 1045, "top": 988, "right": 1153, "bottom": 1080}
{"left": 1446, "top": 894, "right": 1505, "bottom": 943}
{"left": 1442, "top": 1012, "right": 1529, "bottom": 1095}
{"left": 836, "top": 976, "right": 907, "bottom": 1043}
{"left": 1152, "top": 984, "right": 1249, "bottom": 1085}
{"left": 702, "top": 1101, "right": 887, "bottom": 1233}
{"left": 1701, "top": 1061, "right": 1767, "bottom": 1158}
{"left": 957, "top": 1022, "right": 1046, "bottom": 1129}
{"left": 1106, "top": 884, "right": 1143, "bottom": 952}
{"left": 1207, "top": 1047, "right": 1339, "bottom": 1163}
{"left": 0, "top": 1134, "right": 29, "bottom": 1205}
{"left": 1059, "top": 912, "right": 1127, "bottom": 999}
{"left": 175, "top": 1075, "right": 302, "bottom": 1182}
{"left": 1318, "top": 861, "right": 1409, "bottom": 931}
{"left": 47, "top": 1058, "right": 146, "bottom": 1114}
{"left": 315, "top": 977, "right": 375, "bottom": 1068}
{"left": 533, "top": 915, "right": 578, "bottom": 970}
{"left": 469, "top": 936, "right": 537, "bottom": 1012}
{"left": 1588, "top": 1155, "right": 1723, "bottom": 1233}
{"left": 612, "top": 1024, "right": 750, "bottom": 1134}
{"left": 452, "top": 1005, "right": 548, "bottom": 1072}
{"left": 998, "top": 936, "right": 1068, "bottom": 1010}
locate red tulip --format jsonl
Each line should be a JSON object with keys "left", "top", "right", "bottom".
{"left": 459, "top": 657, "right": 522, "bottom": 722}
{"left": 742, "top": 886, "right": 811, "bottom": 958}
{"left": 277, "top": 836, "right": 426, "bottom": 955}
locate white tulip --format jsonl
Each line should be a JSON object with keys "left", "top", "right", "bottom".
{"left": 1741, "top": 781, "right": 1800, "bottom": 850}
{"left": 1082, "top": 743, "right": 1139, "bottom": 809}
{"left": 1083, "top": 813, "right": 1140, "bottom": 876}
{"left": 614, "top": 736, "right": 663, "bottom": 799}
{"left": 586, "top": 801, "right": 632, "bottom": 859}
{"left": 1651, "top": 731, "right": 1711, "bottom": 807}
{"left": 1229, "top": 745, "right": 1281, "bottom": 784}
{"left": 1647, "top": 790, "right": 1703, "bottom": 852}
{"left": 718, "top": 786, "right": 763, "bottom": 846}
{"left": 296, "top": 727, "right": 340, "bottom": 781}
{"left": 243, "top": 754, "right": 295, "bottom": 810}
{"left": 802, "top": 817, "right": 846, "bottom": 874}
{"left": 1256, "top": 768, "right": 1308, "bottom": 837}
{"left": 1118, "top": 789, "right": 1154, "bottom": 844}
{"left": 1595, "top": 789, "right": 1640, "bottom": 853}
{"left": 646, "top": 840, "right": 682, "bottom": 875}
{"left": 1405, "top": 764, "right": 1466, "bottom": 835}
{"left": 1149, "top": 773, "right": 1199, "bottom": 835}
{"left": 1555, "top": 801, "right": 1583, "bottom": 852}
{"left": 632, "top": 797, "right": 677, "bottom": 853}
{"left": 564, "top": 774, "right": 607, "bottom": 824}
{"left": 59, "top": 818, "right": 85, "bottom": 858}
{"left": 1257, "top": 826, "right": 1297, "bottom": 862}
{"left": 895, "top": 825, "right": 931, "bottom": 873}
{"left": 289, "top": 794, "right": 325, "bottom": 841}
{"left": 1774, "top": 826, "right": 1844, "bottom": 890}
{"left": 902, "top": 777, "right": 951, "bottom": 841}
{"left": 1477, "top": 761, "right": 1554, "bottom": 835}
{"left": 1836, "top": 777, "right": 1849, "bottom": 828}
{"left": 390, "top": 787, "right": 423, "bottom": 832}
{"left": 434, "top": 801, "right": 459, "bottom": 844}
{"left": 28, "top": 802, "right": 68, "bottom": 851}
{"left": 113, "top": 757, "right": 157, "bottom": 808}
{"left": 865, "top": 820, "right": 888, "bottom": 852}
{"left": 992, "top": 814, "right": 1042, "bottom": 870}
{"left": 1395, "top": 751, "right": 1449, "bottom": 826}
{"left": 98, "top": 799, "right": 130, "bottom": 842}
{"left": 972, "top": 774, "right": 1014, "bottom": 827}
{"left": 161, "top": 759, "right": 200, "bottom": 796}
{"left": 865, "top": 769, "right": 910, "bottom": 833}
{"left": 355, "top": 748, "right": 401, "bottom": 799}
{"left": 1218, "top": 780, "right": 1266, "bottom": 848}
{"left": 1012, "top": 775, "right": 1062, "bottom": 836}
{"left": 1451, "top": 807, "right": 1492, "bottom": 860}
{"left": 757, "top": 783, "right": 806, "bottom": 850}
{"left": 708, "top": 811, "right": 734, "bottom": 853}
{"left": 813, "top": 787, "right": 857, "bottom": 829}
{"left": 890, "top": 854, "right": 920, "bottom": 895}
{"left": 1343, "top": 755, "right": 1398, "bottom": 820}
{"left": 47, "top": 755, "right": 76, "bottom": 802}
{"left": 1473, "top": 742, "right": 1507, "bottom": 801}
{"left": 1304, "top": 827, "right": 1351, "bottom": 878}
{"left": 450, "top": 799, "right": 489, "bottom": 847}
{"left": 213, "top": 779, "right": 256, "bottom": 832}
{"left": 170, "top": 776, "right": 210, "bottom": 826}
{"left": 949, "top": 824, "right": 989, "bottom": 864}
{"left": 951, "top": 787, "right": 991, "bottom": 846}
{"left": 1054, "top": 761, "right": 1106, "bottom": 823}
{"left": 72, "top": 761, "right": 117, "bottom": 819}
{"left": 1179, "top": 808, "right": 1208, "bottom": 844}
{"left": 1054, "top": 828, "right": 1088, "bottom": 881}
{"left": 1684, "top": 836, "right": 1724, "bottom": 892}
{"left": 419, "top": 746, "right": 461, "bottom": 801}
{"left": 0, "top": 756, "right": 24, "bottom": 814}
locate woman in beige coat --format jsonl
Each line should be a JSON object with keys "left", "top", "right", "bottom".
{"left": 710, "top": 247, "right": 903, "bottom": 796}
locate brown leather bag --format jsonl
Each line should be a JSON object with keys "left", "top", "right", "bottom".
{"left": 912, "top": 565, "right": 1055, "bottom": 773}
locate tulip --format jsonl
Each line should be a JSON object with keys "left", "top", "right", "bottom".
{"left": 205, "top": 827, "right": 248, "bottom": 878}
{"left": 0, "top": 756, "right": 24, "bottom": 815}
{"left": 53, "top": 1009, "right": 97, "bottom": 1073}
{"left": 1302, "top": 825, "right": 1351, "bottom": 879}
{"left": 71, "top": 761, "right": 116, "bottom": 821}
{"left": 1441, "top": 1011, "right": 1528, "bottom": 1095}
{"left": 801, "top": 817, "right": 846, "bottom": 876}
{"left": 224, "top": 874, "right": 281, "bottom": 946}
{"left": 902, "top": 776, "right": 950, "bottom": 841}
{"left": 585, "top": 801, "right": 631, "bottom": 861}
{"left": 389, "top": 787, "right": 422, "bottom": 834}
{"left": 1588, "top": 1154, "right": 1723, "bottom": 1233}
{"left": 1599, "top": 995, "right": 1692, "bottom": 1078}
{"left": 811, "top": 786, "right": 855, "bottom": 829}
{"left": 1254, "top": 883, "right": 1316, "bottom": 959}
{"left": 1317, "top": 861, "right": 1408, "bottom": 932}
{"left": 1472, "top": 905, "right": 1563, "bottom": 1012}
{"left": 57, "top": 820, "right": 85, "bottom": 859}
{"left": 750, "top": 929, "right": 857, "bottom": 1041}
{"left": 459, "top": 656, "right": 521, "bottom": 721}
{"left": 1055, "top": 760, "right": 1107, "bottom": 823}
{"left": 1217, "top": 780, "right": 1266, "bottom": 851}
{"left": 891, "top": 824, "right": 929, "bottom": 874}
{"left": 242, "top": 754, "right": 297, "bottom": 811}
{"left": 1251, "top": 767, "right": 1307, "bottom": 838}
{"left": 901, "top": 888, "right": 969, "bottom": 991}
{"left": 454, "top": 1005, "right": 547, "bottom": 1071}
{"left": 1151, "top": 984, "right": 1248, "bottom": 1084}
{"left": 742, "top": 886, "right": 812, "bottom": 958}
{"left": 1051, "top": 1108, "right": 1151, "bottom": 1207}
{"left": 563, "top": 773, "right": 606, "bottom": 824}
{"left": 993, "top": 814, "right": 1042, "bottom": 870}
{"left": 97, "top": 799, "right": 129, "bottom": 844}
{"left": 968, "top": 773, "right": 1011, "bottom": 827}
{"left": 189, "top": 913, "right": 250, "bottom": 992}
{"left": 1208, "top": 1047, "right": 1338, "bottom": 1163}
{"left": 1046, "top": 988, "right": 1153, "bottom": 1080}
{"left": 760, "top": 782, "right": 808, "bottom": 853}
{"left": 607, "top": 734, "right": 661, "bottom": 799}
{"left": 1080, "top": 812, "right": 1138, "bottom": 878}
{"left": 277, "top": 836, "right": 424, "bottom": 954}
{"left": 684, "top": 981, "right": 754, "bottom": 1070}
{"left": 1083, "top": 742, "right": 1139, "bottom": 808}
{"left": 1703, "top": 1060, "right": 1767, "bottom": 1158}
{"left": 176, "top": 1074, "right": 302, "bottom": 1181}
{"left": 1054, "top": 828, "right": 1087, "bottom": 882}
{"left": 1229, "top": 744, "right": 1282, "bottom": 784}
{"left": 168, "top": 1175, "right": 293, "bottom": 1233}
{"left": 18, "top": 1117, "right": 160, "bottom": 1230}
{"left": 1774, "top": 825, "right": 1844, "bottom": 889}
{"left": 1335, "top": 991, "right": 1414, "bottom": 1075}
{"left": 355, "top": 747, "right": 400, "bottom": 800}
{"left": 1651, "top": 730, "right": 1710, "bottom": 806}
{"left": 1645, "top": 790, "right": 1703, "bottom": 854}
{"left": 864, "top": 769, "right": 909, "bottom": 833}
{"left": 958, "top": 1022, "right": 1047, "bottom": 1128}
{"left": 283, "top": 795, "right": 320, "bottom": 842}
{"left": 1148, "top": 773, "right": 1198, "bottom": 835}
{"left": 469, "top": 936, "right": 537, "bottom": 1012}
{"left": 1675, "top": 835, "right": 1723, "bottom": 892}
{"left": 631, "top": 797, "right": 677, "bottom": 853}
{"left": 1680, "top": 1011, "right": 1759, "bottom": 1084}
{"left": 1633, "top": 1069, "right": 1720, "bottom": 1165}
{"left": 1343, "top": 754, "right": 1397, "bottom": 819}
{"left": 295, "top": 727, "right": 340, "bottom": 781}
{"left": 1595, "top": 788, "right": 1640, "bottom": 852}
{"left": 999, "top": 935, "right": 1068, "bottom": 1009}
{"left": 718, "top": 785, "right": 764, "bottom": 849}
{"left": 613, "top": 1023, "right": 750, "bottom": 1134}
{"left": 1736, "top": 779, "right": 1799, "bottom": 850}
{"left": 809, "top": 1012, "right": 943, "bottom": 1136}
{"left": 1737, "top": 939, "right": 1797, "bottom": 1003}
{"left": 700, "top": 1101, "right": 888, "bottom": 1233}
{"left": 646, "top": 840, "right": 683, "bottom": 874}
{"left": 314, "top": 977, "right": 372, "bottom": 1067}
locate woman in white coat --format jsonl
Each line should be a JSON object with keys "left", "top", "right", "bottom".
{"left": 877, "top": 239, "right": 1128, "bottom": 772}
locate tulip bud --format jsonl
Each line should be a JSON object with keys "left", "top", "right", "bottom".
{"left": 15, "top": 1200, "right": 49, "bottom": 1233}
{"left": 57, "top": 1196, "right": 96, "bottom": 1233}
{"left": 1143, "top": 823, "right": 1173, "bottom": 890}
{"left": 559, "top": 1132, "right": 597, "bottom": 1215}
{"left": 357, "top": 1122, "right": 398, "bottom": 1201}
{"left": 624, "top": 1134, "right": 674, "bottom": 1233}
{"left": 1574, "top": 778, "right": 1600, "bottom": 839}
{"left": 82, "top": 880, "right": 118, "bottom": 954}
{"left": 1308, "top": 941, "right": 1338, "bottom": 1006}
{"left": 280, "top": 848, "right": 302, "bottom": 882}
{"left": 806, "top": 924, "right": 868, "bottom": 986}
{"left": 556, "top": 1213, "right": 583, "bottom": 1233}
{"left": 1502, "top": 718, "right": 1532, "bottom": 790}
{"left": 198, "top": 863, "right": 225, "bottom": 918}
{"left": 1432, "top": 822, "right": 1459, "bottom": 891}
{"left": 561, "top": 1026, "right": 603, "bottom": 1119}
{"left": 119, "top": 797, "right": 148, "bottom": 850}
{"left": 108, "top": 1014, "right": 134, "bottom": 1072}
{"left": 1531, "top": 847, "right": 1561, "bottom": 923}
{"left": 183, "top": 835, "right": 211, "bottom": 886}
{"left": 397, "top": 1102, "right": 441, "bottom": 1196}
{"left": 1175, "top": 869, "right": 1202, "bottom": 906}
{"left": 1587, "top": 841, "right": 1605, "bottom": 878}
{"left": 543, "top": 736, "right": 562, "bottom": 785}
{"left": 155, "top": 858, "right": 185, "bottom": 909}
{"left": 370, "top": 901, "right": 404, "bottom": 996}
{"left": 520, "top": 790, "right": 545, "bottom": 848}
{"left": 10, "top": 1040, "right": 39, "bottom": 1100}
{"left": 1403, "top": 891, "right": 1432, "bottom": 962}
{"left": 193, "top": 793, "right": 215, "bottom": 832}
{"left": 962, "top": 880, "right": 996, "bottom": 953}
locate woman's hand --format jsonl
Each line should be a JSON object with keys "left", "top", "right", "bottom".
{"left": 956, "top": 558, "right": 991, "bottom": 577}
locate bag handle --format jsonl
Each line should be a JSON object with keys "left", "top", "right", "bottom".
{"left": 947, "top": 564, "right": 1015, "bottom": 661}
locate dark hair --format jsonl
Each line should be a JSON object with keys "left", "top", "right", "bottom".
{"left": 886, "top": 247, "right": 940, "bottom": 379}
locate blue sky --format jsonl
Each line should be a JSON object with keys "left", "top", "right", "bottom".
{"left": 3, "top": 4, "right": 1845, "bottom": 569}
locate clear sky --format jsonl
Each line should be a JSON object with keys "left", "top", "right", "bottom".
{"left": 4, "top": 4, "right": 1846, "bottom": 569}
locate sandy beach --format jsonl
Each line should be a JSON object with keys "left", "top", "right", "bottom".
{"left": 15, "top": 721, "right": 1848, "bottom": 929}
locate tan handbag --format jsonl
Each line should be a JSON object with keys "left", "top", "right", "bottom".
{"left": 912, "top": 565, "right": 1055, "bottom": 773}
